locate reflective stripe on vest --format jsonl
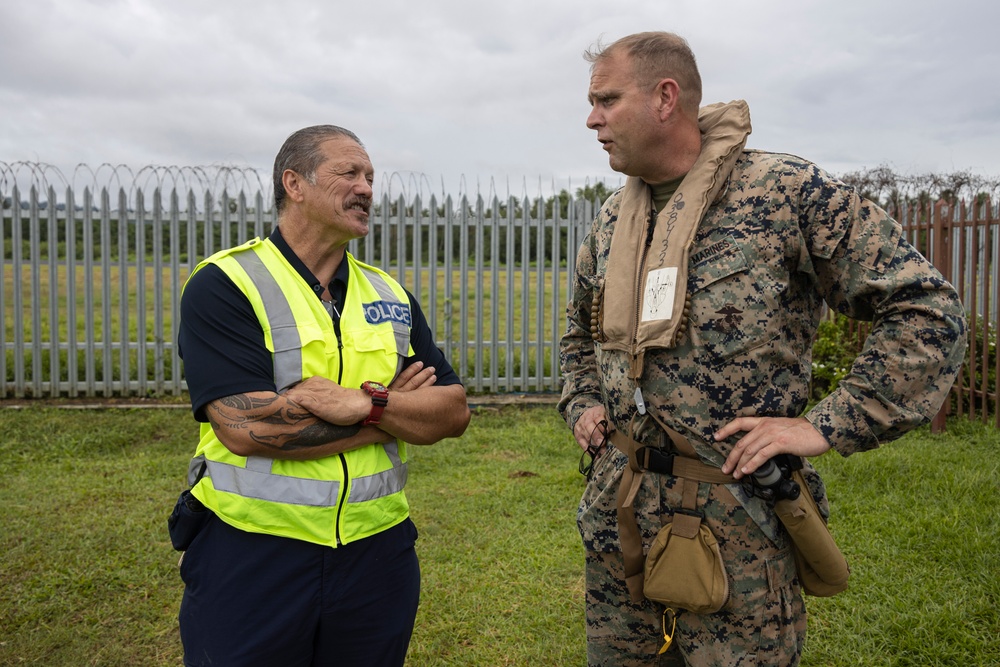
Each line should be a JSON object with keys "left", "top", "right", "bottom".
{"left": 190, "top": 454, "right": 340, "bottom": 506}
{"left": 349, "top": 440, "right": 408, "bottom": 502}
{"left": 232, "top": 250, "right": 408, "bottom": 387}
{"left": 188, "top": 442, "right": 408, "bottom": 506}
{"left": 231, "top": 250, "right": 302, "bottom": 392}
{"left": 188, "top": 249, "right": 411, "bottom": 507}
{"left": 362, "top": 268, "right": 409, "bottom": 375}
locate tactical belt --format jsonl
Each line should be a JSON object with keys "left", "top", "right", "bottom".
{"left": 609, "top": 414, "right": 735, "bottom": 603}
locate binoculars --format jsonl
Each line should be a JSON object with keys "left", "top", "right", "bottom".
{"left": 745, "top": 455, "right": 801, "bottom": 502}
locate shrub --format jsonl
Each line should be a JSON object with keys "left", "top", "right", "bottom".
{"left": 810, "top": 315, "right": 857, "bottom": 401}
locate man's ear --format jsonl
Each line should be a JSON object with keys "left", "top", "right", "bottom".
{"left": 654, "top": 78, "right": 681, "bottom": 121}
{"left": 282, "top": 169, "right": 307, "bottom": 203}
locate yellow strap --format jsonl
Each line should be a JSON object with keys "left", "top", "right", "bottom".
{"left": 657, "top": 608, "right": 677, "bottom": 654}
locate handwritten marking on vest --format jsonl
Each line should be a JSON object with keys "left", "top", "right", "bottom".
{"left": 364, "top": 300, "right": 412, "bottom": 326}
{"left": 656, "top": 193, "right": 684, "bottom": 266}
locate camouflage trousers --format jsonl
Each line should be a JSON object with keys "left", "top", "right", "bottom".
{"left": 582, "top": 480, "right": 807, "bottom": 666}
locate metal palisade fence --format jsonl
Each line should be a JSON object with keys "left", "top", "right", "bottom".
{"left": 2, "top": 177, "right": 997, "bottom": 428}
{"left": 1, "top": 183, "right": 599, "bottom": 398}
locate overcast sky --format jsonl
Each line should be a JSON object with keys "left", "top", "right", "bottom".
{"left": 2, "top": 0, "right": 998, "bottom": 199}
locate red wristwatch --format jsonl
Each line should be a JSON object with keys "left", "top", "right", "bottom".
{"left": 361, "top": 381, "right": 389, "bottom": 425}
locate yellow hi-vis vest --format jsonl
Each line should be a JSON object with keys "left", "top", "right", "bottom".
{"left": 185, "top": 237, "right": 414, "bottom": 547}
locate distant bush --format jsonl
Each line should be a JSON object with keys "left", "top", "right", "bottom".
{"left": 810, "top": 315, "right": 857, "bottom": 401}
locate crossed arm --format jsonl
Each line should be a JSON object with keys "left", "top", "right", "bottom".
{"left": 206, "top": 362, "right": 471, "bottom": 460}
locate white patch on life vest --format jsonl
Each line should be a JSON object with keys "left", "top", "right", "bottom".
{"left": 641, "top": 267, "right": 677, "bottom": 322}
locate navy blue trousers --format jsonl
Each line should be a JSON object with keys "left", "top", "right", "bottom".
{"left": 179, "top": 514, "right": 420, "bottom": 667}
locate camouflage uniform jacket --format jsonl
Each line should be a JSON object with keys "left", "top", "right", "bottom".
{"left": 559, "top": 149, "right": 967, "bottom": 551}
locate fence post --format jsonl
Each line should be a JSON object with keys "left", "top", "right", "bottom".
{"left": 930, "top": 199, "right": 953, "bottom": 434}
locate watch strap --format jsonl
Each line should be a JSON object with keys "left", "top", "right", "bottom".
{"left": 361, "top": 381, "right": 389, "bottom": 426}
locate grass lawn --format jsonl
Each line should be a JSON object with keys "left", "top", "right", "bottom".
{"left": 0, "top": 405, "right": 997, "bottom": 666}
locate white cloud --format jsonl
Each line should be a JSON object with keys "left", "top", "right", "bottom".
{"left": 2, "top": 0, "right": 999, "bottom": 197}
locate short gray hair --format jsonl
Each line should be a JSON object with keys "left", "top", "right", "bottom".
{"left": 272, "top": 125, "right": 364, "bottom": 213}
{"left": 584, "top": 32, "right": 702, "bottom": 113}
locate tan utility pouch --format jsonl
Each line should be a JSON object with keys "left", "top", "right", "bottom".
{"left": 776, "top": 469, "right": 850, "bottom": 597}
{"left": 642, "top": 478, "right": 729, "bottom": 613}
{"left": 613, "top": 417, "right": 732, "bottom": 611}
{"left": 613, "top": 413, "right": 847, "bottom": 607}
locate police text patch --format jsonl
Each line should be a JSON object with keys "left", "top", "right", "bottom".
{"left": 363, "top": 300, "right": 412, "bottom": 326}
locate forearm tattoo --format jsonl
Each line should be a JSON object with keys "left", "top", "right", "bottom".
{"left": 208, "top": 393, "right": 362, "bottom": 450}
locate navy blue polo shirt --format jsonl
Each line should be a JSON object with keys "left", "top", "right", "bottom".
{"left": 178, "top": 227, "right": 461, "bottom": 421}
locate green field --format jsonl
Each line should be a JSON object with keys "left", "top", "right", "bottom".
{"left": 1, "top": 406, "right": 997, "bottom": 666}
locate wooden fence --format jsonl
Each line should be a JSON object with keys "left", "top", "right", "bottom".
{"left": 921, "top": 198, "right": 997, "bottom": 429}
{"left": 854, "top": 197, "right": 999, "bottom": 430}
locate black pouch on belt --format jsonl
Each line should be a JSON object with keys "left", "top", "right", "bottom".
{"left": 167, "top": 489, "right": 209, "bottom": 551}
{"left": 167, "top": 461, "right": 210, "bottom": 551}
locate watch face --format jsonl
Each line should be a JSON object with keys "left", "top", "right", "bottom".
{"left": 362, "top": 380, "right": 389, "bottom": 425}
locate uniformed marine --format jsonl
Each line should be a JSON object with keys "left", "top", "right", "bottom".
{"left": 559, "top": 32, "right": 967, "bottom": 666}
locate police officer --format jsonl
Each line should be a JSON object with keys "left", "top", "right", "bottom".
{"left": 559, "top": 32, "right": 966, "bottom": 666}
{"left": 175, "top": 125, "right": 471, "bottom": 666}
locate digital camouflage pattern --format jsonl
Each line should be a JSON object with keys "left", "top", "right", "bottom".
{"left": 559, "top": 149, "right": 967, "bottom": 665}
